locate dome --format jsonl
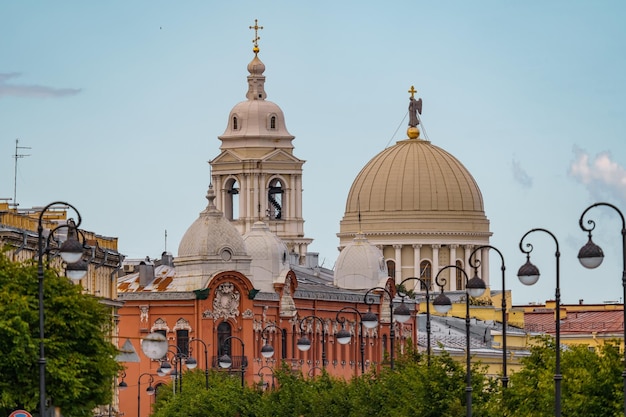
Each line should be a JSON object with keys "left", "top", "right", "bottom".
{"left": 340, "top": 137, "right": 489, "bottom": 239}
{"left": 177, "top": 185, "right": 249, "bottom": 269}
{"left": 243, "top": 221, "right": 290, "bottom": 292}
{"left": 334, "top": 233, "right": 388, "bottom": 290}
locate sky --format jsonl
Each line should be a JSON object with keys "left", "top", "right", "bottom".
{"left": 1, "top": 1, "right": 625, "bottom": 305}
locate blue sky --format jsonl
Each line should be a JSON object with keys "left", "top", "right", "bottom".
{"left": 2, "top": 1, "right": 625, "bottom": 305}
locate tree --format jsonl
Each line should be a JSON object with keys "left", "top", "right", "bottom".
{"left": 500, "top": 336, "right": 623, "bottom": 417}
{"left": 0, "top": 251, "right": 121, "bottom": 416}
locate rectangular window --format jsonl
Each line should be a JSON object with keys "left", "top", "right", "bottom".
{"left": 177, "top": 329, "right": 189, "bottom": 356}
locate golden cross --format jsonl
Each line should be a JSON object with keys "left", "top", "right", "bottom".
{"left": 408, "top": 85, "right": 417, "bottom": 99}
{"left": 249, "top": 19, "right": 264, "bottom": 48}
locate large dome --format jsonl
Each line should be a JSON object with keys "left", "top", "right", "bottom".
{"left": 340, "top": 137, "right": 489, "bottom": 239}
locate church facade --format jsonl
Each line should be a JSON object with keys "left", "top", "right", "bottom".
{"left": 116, "top": 22, "right": 498, "bottom": 417}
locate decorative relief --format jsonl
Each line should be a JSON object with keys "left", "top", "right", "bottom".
{"left": 173, "top": 317, "right": 191, "bottom": 331}
{"left": 212, "top": 282, "right": 240, "bottom": 320}
{"left": 151, "top": 318, "right": 169, "bottom": 334}
{"left": 202, "top": 310, "right": 214, "bottom": 319}
{"left": 242, "top": 309, "right": 253, "bottom": 319}
{"left": 139, "top": 305, "right": 149, "bottom": 323}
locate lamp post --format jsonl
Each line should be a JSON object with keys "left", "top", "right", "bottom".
{"left": 218, "top": 335, "right": 246, "bottom": 388}
{"left": 257, "top": 365, "right": 276, "bottom": 390}
{"left": 431, "top": 264, "right": 486, "bottom": 417}
{"left": 37, "top": 202, "right": 88, "bottom": 417}
{"left": 394, "top": 277, "right": 432, "bottom": 366}
{"left": 156, "top": 345, "right": 187, "bottom": 394}
{"left": 362, "top": 286, "right": 396, "bottom": 370}
{"left": 137, "top": 373, "right": 155, "bottom": 417}
{"left": 469, "top": 245, "right": 509, "bottom": 388}
{"left": 188, "top": 338, "right": 209, "bottom": 389}
{"left": 297, "top": 315, "right": 328, "bottom": 371}
{"left": 578, "top": 202, "right": 626, "bottom": 415}
{"left": 335, "top": 306, "right": 366, "bottom": 374}
{"left": 518, "top": 228, "right": 561, "bottom": 417}
{"left": 260, "top": 323, "right": 283, "bottom": 362}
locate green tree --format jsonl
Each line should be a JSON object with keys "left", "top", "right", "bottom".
{"left": 0, "top": 251, "right": 121, "bottom": 416}
{"left": 501, "top": 336, "right": 623, "bottom": 417}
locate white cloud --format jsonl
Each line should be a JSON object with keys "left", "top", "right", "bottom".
{"left": 0, "top": 72, "right": 81, "bottom": 98}
{"left": 512, "top": 159, "right": 533, "bottom": 188}
{"left": 569, "top": 147, "right": 626, "bottom": 205}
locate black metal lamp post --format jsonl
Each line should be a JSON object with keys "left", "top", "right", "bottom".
{"left": 137, "top": 373, "right": 155, "bottom": 417}
{"left": 297, "top": 315, "right": 327, "bottom": 371}
{"left": 188, "top": 338, "right": 210, "bottom": 389}
{"left": 431, "top": 264, "right": 486, "bottom": 417}
{"left": 37, "top": 202, "right": 88, "bottom": 417}
{"left": 260, "top": 323, "right": 284, "bottom": 362}
{"left": 394, "top": 277, "right": 432, "bottom": 366}
{"left": 362, "top": 286, "right": 396, "bottom": 370}
{"left": 335, "top": 306, "right": 366, "bottom": 374}
{"left": 518, "top": 228, "right": 561, "bottom": 417}
{"left": 257, "top": 365, "right": 276, "bottom": 390}
{"left": 469, "top": 245, "right": 509, "bottom": 388}
{"left": 219, "top": 335, "right": 246, "bottom": 388}
{"left": 157, "top": 345, "right": 187, "bottom": 394}
{"left": 578, "top": 202, "right": 626, "bottom": 416}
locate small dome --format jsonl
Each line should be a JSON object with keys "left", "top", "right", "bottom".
{"left": 243, "top": 221, "right": 289, "bottom": 292}
{"left": 177, "top": 185, "right": 247, "bottom": 259}
{"left": 334, "top": 233, "right": 388, "bottom": 290}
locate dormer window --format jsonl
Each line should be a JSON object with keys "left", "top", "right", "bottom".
{"left": 233, "top": 116, "right": 238, "bottom": 130}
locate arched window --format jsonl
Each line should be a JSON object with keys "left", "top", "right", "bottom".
{"left": 217, "top": 321, "right": 232, "bottom": 356}
{"left": 270, "top": 116, "right": 276, "bottom": 129}
{"left": 420, "top": 260, "right": 432, "bottom": 290}
{"left": 233, "top": 116, "right": 238, "bottom": 130}
{"left": 225, "top": 178, "right": 239, "bottom": 220}
{"left": 386, "top": 260, "right": 395, "bottom": 280}
{"left": 268, "top": 178, "right": 284, "bottom": 220}
{"left": 456, "top": 260, "right": 465, "bottom": 290}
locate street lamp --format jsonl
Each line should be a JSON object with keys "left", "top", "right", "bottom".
{"left": 432, "top": 264, "right": 486, "bottom": 417}
{"left": 395, "top": 277, "right": 432, "bottom": 366}
{"left": 188, "top": 338, "right": 210, "bottom": 389}
{"left": 297, "top": 315, "right": 328, "bottom": 371}
{"left": 137, "top": 373, "right": 155, "bottom": 417}
{"left": 156, "top": 345, "right": 188, "bottom": 394}
{"left": 469, "top": 245, "right": 509, "bottom": 388}
{"left": 518, "top": 228, "right": 561, "bottom": 417}
{"left": 578, "top": 202, "right": 626, "bottom": 415}
{"left": 260, "top": 323, "right": 284, "bottom": 362}
{"left": 219, "top": 335, "right": 246, "bottom": 388}
{"left": 257, "top": 365, "right": 276, "bottom": 390}
{"left": 363, "top": 286, "right": 396, "bottom": 370}
{"left": 335, "top": 306, "right": 366, "bottom": 374}
{"left": 37, "top": 202, "right": 88, "bottom": 417}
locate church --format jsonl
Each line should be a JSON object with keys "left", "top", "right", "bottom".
{"left": 116, "top": 21, "right": 501, "bottom": 417}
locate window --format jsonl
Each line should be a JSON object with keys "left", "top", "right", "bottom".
{"left": 386, "top": 260, "right": 395, "bottom": 280}
{"left": 233, "top": 116, "right": 238, "bottom": 130}
{"left": 456, "top": 260, "right": 465, "bottom": 290}
{"left": 420, "top": 261, "right": 432, "bottom": 290}
{"left": 176, "top": 329, "right": 189, "bottom": 356}
{"left": 225, "top": 178, "right": 239, "bottom": 220}
{"left": 270, "top": 116, "right": 276, "bottom": 129}
{"left": 268, "top": 178, "right": 284, "bottom": 220}
{"left": 217, "top": 321, "right": 232, "bottom": 356}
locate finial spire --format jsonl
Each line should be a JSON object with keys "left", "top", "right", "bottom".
{"left": 249, "top": 19, "right": 264, "bottom": 54}
{"left": 407, "top": 85, "right": 423, "bottom": 139}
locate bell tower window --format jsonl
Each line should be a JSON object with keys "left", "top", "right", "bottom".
{"left": 233, "top": 116, "right": 238, "bottom": 130}
{"left": 225, "top": 178, "right": 239, "bottom": 220}
{"left": 268, "top": 178, "right": 284, "bottom": 220}
{"left": 270, "top": 116, "right": 276, "bottom": 129}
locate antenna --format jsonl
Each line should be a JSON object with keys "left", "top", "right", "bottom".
{"left": 13, "top": 138, "right": 31, "bottom": 208}
{"left": 164, "top": 229, "right": 168, "bottom": 253}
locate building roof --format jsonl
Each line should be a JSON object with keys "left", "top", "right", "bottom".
{"left": 523, "top": 306, "right": 624, "bottom": 336}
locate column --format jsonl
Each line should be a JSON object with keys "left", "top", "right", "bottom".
{"left": 393, "top": 245, "right": 402, "bottom": 283}
{"left": 449, "top": 244, "right": 458, "bottom": 291}
{"left": 412, "top": 244, "right": 422, "bottom": 291}
{"left": 432, "top": 245, "right": 440, "bottom": 289}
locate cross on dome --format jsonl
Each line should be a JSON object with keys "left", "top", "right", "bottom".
{"left": 249, "top": 19, "right": 264, "bottom": 53}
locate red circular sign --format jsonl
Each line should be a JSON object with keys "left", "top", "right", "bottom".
{"left": 9, "top": 411, "right": 33, "bottom": 417}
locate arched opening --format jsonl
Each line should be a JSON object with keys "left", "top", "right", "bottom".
{"left": 270, "top": 115, "right": 276, "bottom": 129}
{"left": 386, "top": 259, "right": 395, "bottom": 280}
{"left": 233, "top": 116, "right": 238, "bottom": 130}
{"left": 456, "top": 260, "right": 465, "bottom": 290}
{"left": 217, "top": 321, "right": 232, "bottom": 356}
{"left": 420, "top": 260, "right": 432, "bottom": 290}
{"left": 225, "top": 178, "right": 239, "bottom": 220}
{"left": 268, "top": 178, "right": 284, "bottom": 220}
